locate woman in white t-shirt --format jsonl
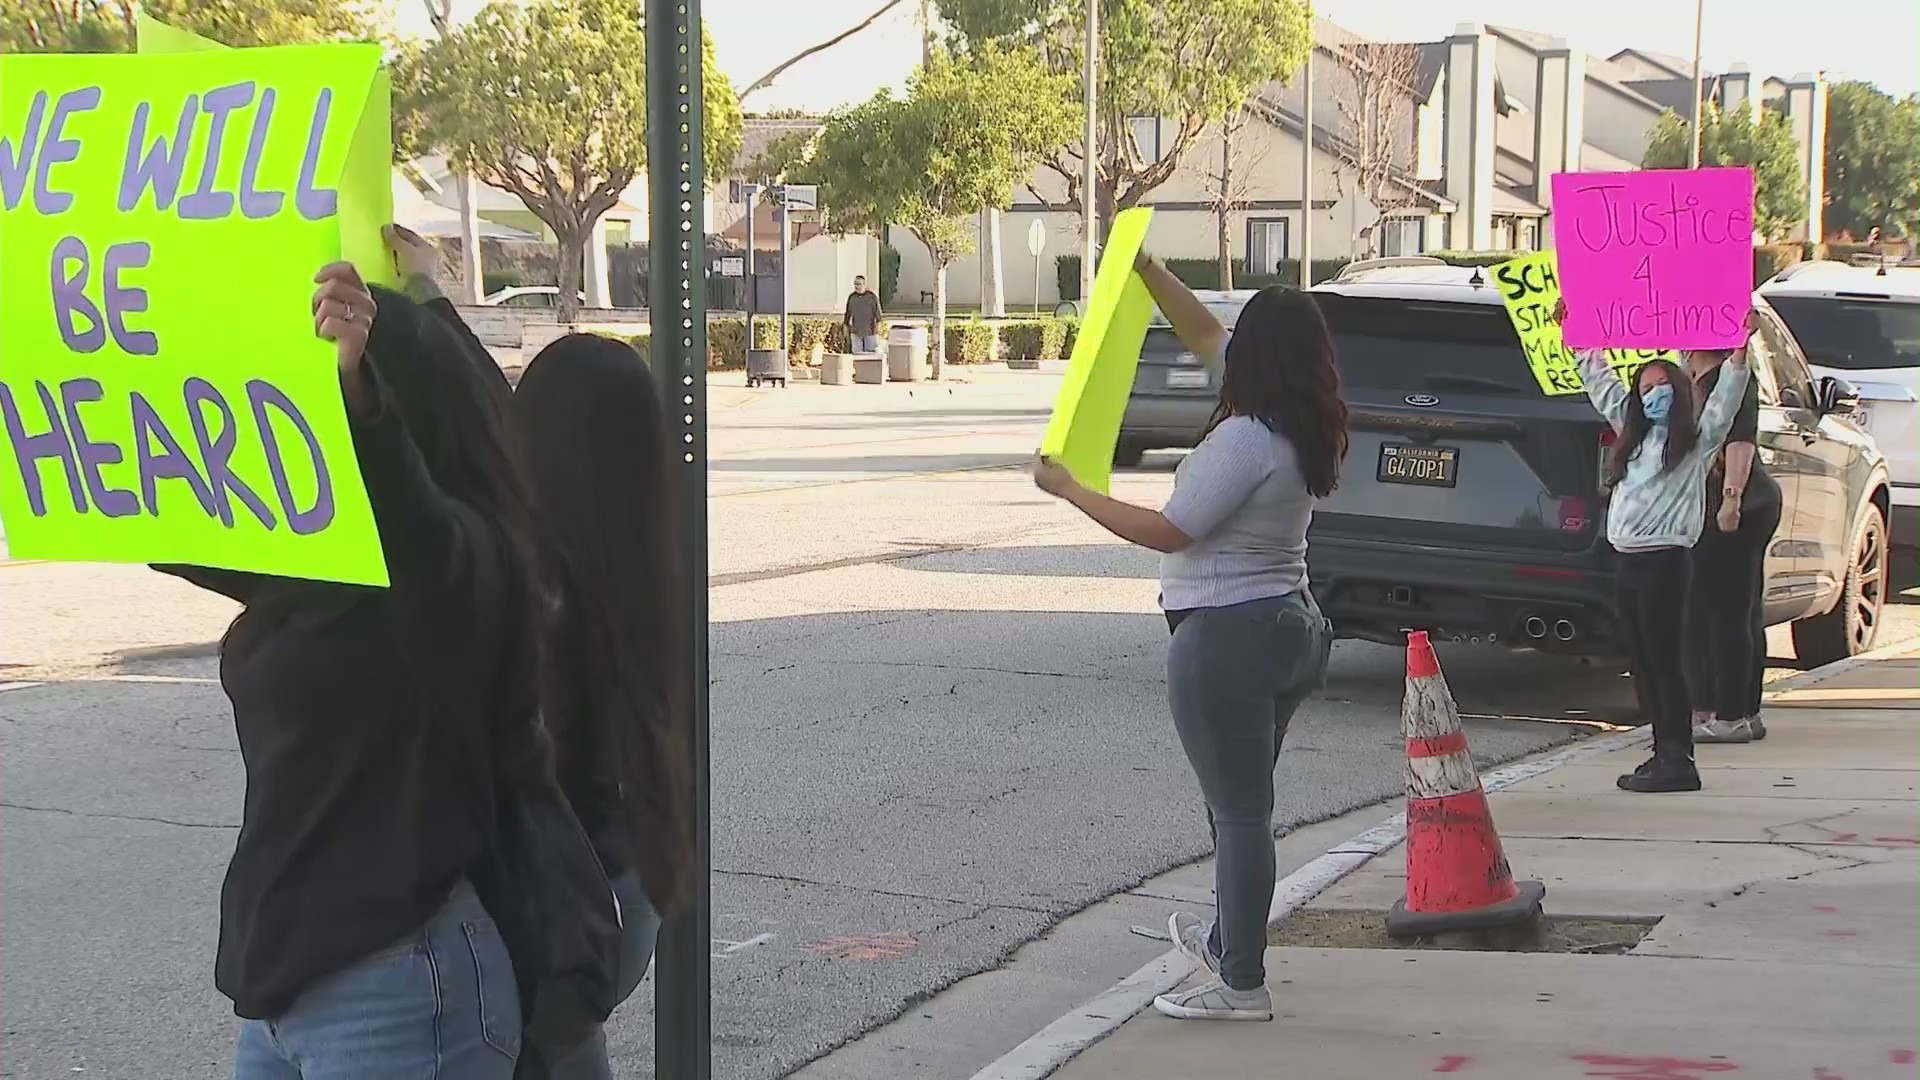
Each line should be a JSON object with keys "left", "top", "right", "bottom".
{"left": 1034, "top": 255, "right": 1349, "bottom": 1021}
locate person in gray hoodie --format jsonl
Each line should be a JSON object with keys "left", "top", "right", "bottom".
{"left": 1557, "top": 301, "right": 1755, "bottom": 793}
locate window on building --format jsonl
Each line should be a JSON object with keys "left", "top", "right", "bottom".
{"left": 1520, "top": 220, "right": 1541, "bottom": 250}
{"left": 1129, "top": 116, "right": 1164, "bottom": 163}
{"left": 1492, "top": 218, "right": 1513, "bottom": 250}
{"left": 1247, "top": 218, "right": 1291, "bottom": 274}
{"left": 1378, "top": 217, "right": 1425, "bottom": 256}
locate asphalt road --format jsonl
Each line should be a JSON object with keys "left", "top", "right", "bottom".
{"left": 2, "top": 367, "right": 1913, "bottom": 1080}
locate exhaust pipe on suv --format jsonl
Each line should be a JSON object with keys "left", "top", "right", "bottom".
{"left": 1523, "top": 616, "right": 1548, "bottom": 640}
{"left": 1553, "top": 619, "right": 1577, "bottom": 642}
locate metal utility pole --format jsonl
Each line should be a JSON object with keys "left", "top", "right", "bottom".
{"left": 646, "top": 0, "right": 710, "bottom": 1076}
{"left": 421, "top": 0, "right": 485, "bottom": 303}
{"left": 1688, "top": 0, "right": 1705, "bottom": 168}
{"left": 1299, "top": 48, "right": 1314, "bottom": 288}
{"left": 1080, "top": 0, "right": 1098, "bottom": 303}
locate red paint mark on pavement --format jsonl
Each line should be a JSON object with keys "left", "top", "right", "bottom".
{"left": 798, "top": 931, "right": 917, "bottom": 960}
{"left": 1891, "top": 1050, "right": 1916, "bottom": 1064}
{"left": 1811, "top": 905, "right": 1839, "bottom": 913}
{"left": 1433, "top": 1055, "right": 1472, "bottom": 1072}
{"left": 1573, "top": 1055, "right": 1741, "bottom": 1078}
{"left": 1822, "top": 929, "right": 1859, "bottom": 937}
{"left": 1830, "top": 832, "right": 1861, "bottom": 843}
{"left": 1872, "top": 836, "right": 1919, "bottom": 845}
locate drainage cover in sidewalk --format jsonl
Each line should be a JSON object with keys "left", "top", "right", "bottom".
{"left": 1269, "top": 909, "right": 1658, "bottom": 955}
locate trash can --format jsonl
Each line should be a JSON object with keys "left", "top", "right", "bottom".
{"left": 886, "top": 324, "right": 928, "bottom": 382}
{"left": 746, "top": 348, "right": 786, "bottom": 388}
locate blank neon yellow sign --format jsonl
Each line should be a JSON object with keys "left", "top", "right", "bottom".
{"left": 1041, "top": 207, "right": 1154, "bottom": 494}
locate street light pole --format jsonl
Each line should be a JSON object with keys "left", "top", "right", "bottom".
{"left": 1688, "top": 0, "right": 1704, "bottom": 168}
{"left": 1080, "top": 0, "right": 1098, "bottom": 304}
{"left": 1299, "top": 48, "right": 1314, "bottom": 288}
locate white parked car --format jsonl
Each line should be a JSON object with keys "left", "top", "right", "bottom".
{"left": 479, "top": 286, "right": 587, "bottom": 308}
{"left": 1761, "top": 260, "right": 1919, "bottom": 544}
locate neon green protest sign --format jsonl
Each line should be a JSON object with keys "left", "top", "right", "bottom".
{"left": 1042, "top": 207, "right": 1154, "bottom": 494}
{"left": 0, "top": 44, "right": 395, "bottom": 585}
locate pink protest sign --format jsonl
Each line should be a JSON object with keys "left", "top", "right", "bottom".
{"left": 1550, "top": 167, "right": 1755, "bottom": 350}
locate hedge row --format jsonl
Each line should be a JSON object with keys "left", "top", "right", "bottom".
{"left": 627, "top": 314, "right": 1091, "bottom": 372}
{"left": 1052, "top": 251, "right": 1531, "bottom": 298}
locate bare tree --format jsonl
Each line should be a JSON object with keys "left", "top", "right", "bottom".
{"left": 739, "top": 0, "right": 909, "bottom": 103}
{"left": 1201, "top": 109, "right": 1273, "bottom": 289}
{"left": 1326, "top": 37, "right": 1420, "bottom": 256}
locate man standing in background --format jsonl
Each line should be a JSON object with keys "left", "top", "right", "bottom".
{"left": 844, "top": 275, "right": 884, "bottom": 354}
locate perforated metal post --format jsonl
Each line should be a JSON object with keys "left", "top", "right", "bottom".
{"left": 646, "top": 1, "right": 710, "bottom": 1078}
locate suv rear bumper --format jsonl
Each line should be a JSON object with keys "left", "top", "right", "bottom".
{"left": 1119, "top": 393, "right": 1209, "bottom": 450}
{"left": 1308, "top": 534, "right": 1622, "bottom": 657}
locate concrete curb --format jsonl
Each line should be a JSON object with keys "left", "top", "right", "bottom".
{"left": 965, "top": 631, "right": 1919, "bottom": 1080}
{"left": 964, "top": 725, "right": 1648, "bottom": 1080}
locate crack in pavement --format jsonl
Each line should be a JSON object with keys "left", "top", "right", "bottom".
{"left": 714, "top": 867, "right": 1053, "bottom": 915}
{"left": 0, "top": 801, "right": 234, "bottom": 830}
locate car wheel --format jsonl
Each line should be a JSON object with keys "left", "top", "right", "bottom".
{"left": 1792, "top": 502, "right": 1888, "bottom": 667}
{"left": 1112, "top": 440, "right": 1145, "bottom": 468}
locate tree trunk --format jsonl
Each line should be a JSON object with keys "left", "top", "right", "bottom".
{"left": 1217, "top": 123, "right": 1234, "bottom": 291}
{"left": 930, "top": 259, "right": 948, "bottom": 381}
{"left": 556, "top": 229, "right": 586, "bottom": 325}
{"left": 980, "top": 208, "right": 1005, "bottom": 317}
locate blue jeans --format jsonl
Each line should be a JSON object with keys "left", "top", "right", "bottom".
{"left": 233, "top": 881, "right": 519, "bottom": 1080}
{"left": 1166, "top": 591, "right": 1331, "bottom": 992}
{"left": 546, "top": 870, "right": 662, "bottom": 1080}
{"left": 850, "top": 332, "right": 882, "bottom": 354}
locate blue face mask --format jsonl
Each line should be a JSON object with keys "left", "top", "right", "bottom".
{"left": 1641, "top": 383, "right": 1674, "bottom": 423}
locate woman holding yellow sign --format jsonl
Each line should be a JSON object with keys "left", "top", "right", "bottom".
{"left": 1035, "top": 255, "right": 1346, "bottom": 1022}
{"left": 160, "top": 248, "right": 556, "bottom": 1078}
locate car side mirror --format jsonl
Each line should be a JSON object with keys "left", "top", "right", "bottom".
{"left": 1817, "top": 374, "right": 1863, "bottom": 418}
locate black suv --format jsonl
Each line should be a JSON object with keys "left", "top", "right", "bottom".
{"left": 1293, "top": 262, "right": 1891, "bottom": 666}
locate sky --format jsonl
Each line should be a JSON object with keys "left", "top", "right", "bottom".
{"left": 390, "top": 0, "right": 1920, "bottom": 113}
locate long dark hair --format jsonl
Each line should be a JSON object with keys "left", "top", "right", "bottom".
{"left": 512, "top": 334, "right": 694, "bottom": 915}
{"left": 1208, "top": 286, "right": 1350, "bottom": 497}
{"left": 1604, "top": 359, "right": 1699, "bottom": 491}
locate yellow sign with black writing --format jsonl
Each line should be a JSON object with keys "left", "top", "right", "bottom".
{"left": 1491, "top": 251, "right": 1677, "bottom": 395}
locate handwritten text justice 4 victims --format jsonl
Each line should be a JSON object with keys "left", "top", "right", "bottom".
{"left": 1, "top": 80, "right": 345, "bottom": 534}
{"left": 1558, "top": 177, "right": 1754, "bottom": 343}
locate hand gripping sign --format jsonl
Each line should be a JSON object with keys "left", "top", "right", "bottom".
{"left": 0, "top": 38, "right": 396, "bottom": 586}
{"left": 1550, "top": 166, "right": 1755, "bottom": 351}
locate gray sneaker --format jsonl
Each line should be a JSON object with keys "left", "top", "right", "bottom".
{"left": 1152, "top": 979, "right": 1273, "bottom": 1022}
{"left": 1696, "top": 716, "right": 1757, "bottom": 744}
{"left": 1748, "top": 713, "right": 1768, "bottom": 740}
{"left": 1690, "top": 711, "right": 1715, "bottom": 742}
{"left": 1168, "top": 912, "right": 1222, "bottom": 976}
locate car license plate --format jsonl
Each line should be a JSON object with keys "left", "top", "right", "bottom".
{"left": 1377, "top": 443, "right": 1458, "bottom": 487}
{"left": 1165, "top": 368, "right": 1210, "bottom": 389}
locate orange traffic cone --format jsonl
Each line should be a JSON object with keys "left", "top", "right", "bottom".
{"left": 1386, "top": 630, "right": 1546, "bottom": 938}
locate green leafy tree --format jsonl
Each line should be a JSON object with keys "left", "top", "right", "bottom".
{"left": 939, "top": 0, "right": 1312, "bottom": 236}
{"left": 396, "top": 0, "right": 742, "bottom": 324}
{"left": 777, "top": 46, "right": 1073, "bottom": 377}
{"left": 0, "top": 0, "right": 382, "bottom": 52}
{"left": 1823, "top": 81, "right": 1920, "bottom": 241}
{"left": 1643, "top": 103, "right": 1805, "bottom": 240}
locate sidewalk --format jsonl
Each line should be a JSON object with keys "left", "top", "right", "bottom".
{"left": 1054, "top": 643, "right": 1920, "bottom": 1080}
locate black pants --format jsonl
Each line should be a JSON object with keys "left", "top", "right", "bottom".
{"left": 1616, "top": 548, "right": 1694, "bottom": 759}
{"left": 1684, "top": 497, "right": 1781, "bottom": 721}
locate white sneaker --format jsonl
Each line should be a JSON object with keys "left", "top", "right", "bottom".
{"left": 1696, "top": 717, "right": 1756, "bottom": 744}
{"left": 1168, "top": 912, "right": 1221, "bottom": 976}
{"left": 1690, "top": 711, "right": 1715, "bottom": 741}
{"left": 1152, "top": 979, "right": 1273, "bottom": 1022}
